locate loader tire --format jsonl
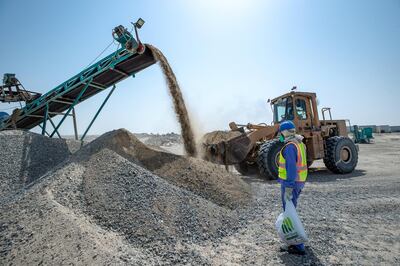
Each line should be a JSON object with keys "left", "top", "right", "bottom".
{"left": 234, "top": 161, "right": 259, "bottom": 176}
{"left": 323, "top": 136, "right": 358, "bottom": 174}
{"left": 257, "top": 139, "right": 284, "bottom": 180}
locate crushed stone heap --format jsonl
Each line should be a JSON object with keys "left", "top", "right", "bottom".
{"left": 0, "top": 130, "right": 78, "bottom": 201}
{"left": 76, "top": 129, "right": 251, "bottom": 209}
{"left": 0, "top": 129, "right": 251, "bottom": 265}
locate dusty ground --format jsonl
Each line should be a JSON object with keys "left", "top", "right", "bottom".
{"left": 1, "top": 131, "right": 399, "bottom": 265}
{"left": 190, "top": 133, "right": 400, "bottom": 265}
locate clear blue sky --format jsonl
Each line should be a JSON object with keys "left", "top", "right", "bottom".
{"left": 1, "top": 0, "right": 399, "bottom": 135}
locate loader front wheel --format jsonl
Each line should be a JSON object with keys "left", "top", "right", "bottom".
{"left": 323, "top": 136, "right": 358, "bottom": 174}
{"left": 257, "top": 139, "right": 284, "bottom": 180}
{"left": 234, "top": 161, "right": 259, "bottom": 176}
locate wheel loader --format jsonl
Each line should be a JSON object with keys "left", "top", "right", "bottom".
{"left": 202, "top": 90, "right": 358, "bottom": 179}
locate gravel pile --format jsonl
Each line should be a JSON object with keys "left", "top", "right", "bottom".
{"left": 0, "top": 130, "right": 78, "bottom": 201}
{"left": 0, "top": 129, "right": 245, "bottom": 264}
{"left": 76, "top": 129, "right": 251, "bottom": 209}
{"left": 0, "top": 160, "right": 159, "bottom": 265}
{"left": 79, "top": 149, "right": 237, "bottom": 243}
{"left": 3, "top": 129, "right": 397, "bottom": 265}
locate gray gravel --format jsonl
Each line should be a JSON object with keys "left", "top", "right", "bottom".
{"left": 1, "top": 130, "right": 399, "bottom": 265}
{"left": 75, "top": 129, "right": 251, "bottom": 210}
{"left": 80, "top": 149, "right": 238, "bottom": 244}
{"left": 0, "top": 130, "right": 78, "bottom": 201}
{"left": 186, "top": 133, "right": 400, "bottom": 265}
{"left": 0, "top": 130, "right": 242, "bottom": 265}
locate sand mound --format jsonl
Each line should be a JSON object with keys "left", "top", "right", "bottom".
{"left": 76, "top": 128, "right": 251, "bottom": 209}
{"left": 0, "top": 130, "right": 77, "bottom": 200}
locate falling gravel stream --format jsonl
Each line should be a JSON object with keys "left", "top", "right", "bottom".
{"left": 148, "top": 45, "right": 197, "bottom": 157}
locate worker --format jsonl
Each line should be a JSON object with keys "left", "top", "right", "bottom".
{"left": 278, "top": 120, "right": 308, "bottom": 255}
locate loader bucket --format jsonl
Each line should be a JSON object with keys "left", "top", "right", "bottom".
{"left": 202, "top": 131, "right": 254, "bottom": 165}
{"left": 201, "top": 125, "right": 279, "bottom": 165}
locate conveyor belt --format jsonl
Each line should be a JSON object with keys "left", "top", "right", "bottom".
{"left": 0, "top": 44, "right": 156, "bottom": 131}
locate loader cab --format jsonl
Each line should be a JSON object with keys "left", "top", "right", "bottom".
{"left": 271, "top": 91, "right": 324, "bottom": 160}
{"left": 271, "top": 91, "right": 320, "bottom": 133}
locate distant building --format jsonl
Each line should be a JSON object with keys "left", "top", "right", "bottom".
{"left": 391, "top": 126, "right": 400, "bottom": 132}
{"left": 376, "top": 125, "right": 391, "bottom": 133}
{"left": 349, "top": 125, "right": 400, "bottom": 133}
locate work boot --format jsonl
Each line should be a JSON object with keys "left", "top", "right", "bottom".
{"left": 279, "top": 245, "right": 306, "bottom": 256}
{"left": 279, "top": 245, "right": 291, "bottom": 252}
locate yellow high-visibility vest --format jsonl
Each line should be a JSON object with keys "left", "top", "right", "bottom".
{"left": 278, "top": 141, "right": 308, "bottom": 182}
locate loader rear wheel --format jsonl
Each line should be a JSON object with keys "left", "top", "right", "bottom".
{"left": 234, "top": 161, "right": 259, "bottom": 176}
{"left": 257, "top": 139, "right": 284, "bottom": 180}
{"left": 323, "top": 136, "right": 358, "bottom": 174}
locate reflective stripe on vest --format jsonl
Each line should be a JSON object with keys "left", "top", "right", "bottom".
{"left": 278, "top": 141, "right": 308, "bottom": 182}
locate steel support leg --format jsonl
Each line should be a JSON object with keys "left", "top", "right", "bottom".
{"left": 72, "top": 107, "right": 78, "bottom": 140}
{"left": 80, "top": 85, "right": 116, "bottom": 141}
{"left": 50, "top": 81, "right": 91, "bottom": 137}
{"left": 41, "top": 104, "right": 49, "bottom": 135}
{"left": 38, "top": 124, "right": 50, "bottom": 137}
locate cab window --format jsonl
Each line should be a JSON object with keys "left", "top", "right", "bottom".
{"left": 273, "top": 97, "right": 294, "bottom": 122}
{"left": 295, "top": 99, "right": 307, "bottom": 120}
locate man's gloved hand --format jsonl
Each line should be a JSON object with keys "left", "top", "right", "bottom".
{"left": 284, "top": 187, "right": 293, "bottom": 201}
